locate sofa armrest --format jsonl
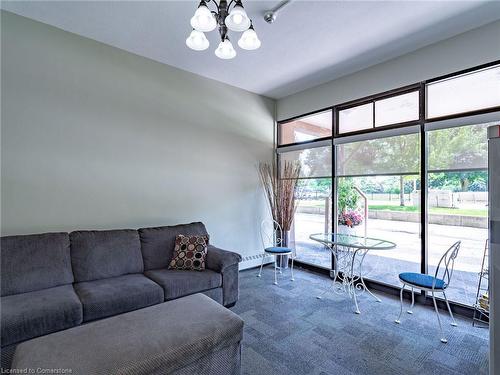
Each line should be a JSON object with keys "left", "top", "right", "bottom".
{"left": 206, "top": 245, "right": 242, "bottom": 273}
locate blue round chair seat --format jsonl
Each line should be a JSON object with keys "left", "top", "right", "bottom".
{"left": 264, "top": 246, "right": 293, "bottom": 254}
{"left": 399, "top": 272, "right": 446, "bottom": 289}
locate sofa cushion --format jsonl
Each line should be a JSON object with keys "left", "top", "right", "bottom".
{"left": 169, "top": 235, "right": 209, "bottom": 271}
{"left": 74, "top": 274, "right": 164, "bottom": 322}
{"left": 1, "top": 232, "right": 73, "bottom": 296}
{"left": 145, "top": 269, "right": 222, "bottom": 301}
{"left": 1, "top": 285, "right": 82, "bottom": 346}
{"left": 139, "top": 222, "right": 209, "bottom": 271}
{"left": 70, "top": 229, "right": 143, "bottom": 282}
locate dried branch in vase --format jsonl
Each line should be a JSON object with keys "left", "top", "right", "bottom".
{"left": 258, "top": 161, "right": 302, "bottom": 232}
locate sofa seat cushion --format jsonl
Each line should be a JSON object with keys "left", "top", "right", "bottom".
{"left": 74, "top": 274, "right": 164, "bottom": 322}
{"left": 1, "top": 285, "right": 82, "bottom": 347}
{"left": 145, "top": 269, "right": 222, "bottom": 301}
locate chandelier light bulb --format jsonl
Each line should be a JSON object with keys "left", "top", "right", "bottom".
{"left": 186, "top": 29, "right": 209, "bottom": 51}
{"left": 225, "top": 3, "right": 251, "bottom": 32}
{"left": 190, "top": 1, "right": 217, "bottom": 32}
{"left": 238, "top": 26, "right": 261, "bottom": 50}
{"left": 232, "top": 13, "right": 243, "bottom": 25}
{"left": 215, "top": 38, "right": 237, "bottom": 59}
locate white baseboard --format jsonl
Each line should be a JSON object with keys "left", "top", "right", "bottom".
{"left": 239, "top": 253, "right": 274, "bottom": 270}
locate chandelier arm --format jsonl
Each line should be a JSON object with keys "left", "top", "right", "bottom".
{"left": 202, "top": 0, "right": 219, "bottom": 17}
{"left": 196, "top": 0, "right": 245, "bottom": 22}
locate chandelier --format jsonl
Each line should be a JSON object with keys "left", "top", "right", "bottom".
{"left": 186, "top": 0, "right": 261, "bottom": 59}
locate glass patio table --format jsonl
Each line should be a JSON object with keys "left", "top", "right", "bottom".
{"left": 309, "top": 233, "right": 396, "bottom": 314}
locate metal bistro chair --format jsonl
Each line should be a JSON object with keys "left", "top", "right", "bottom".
{"left": 257, "top": 219, "right": 295, "bottom": 285}
{"left": 395, "top": 241, "right": 461, "bottom": 343}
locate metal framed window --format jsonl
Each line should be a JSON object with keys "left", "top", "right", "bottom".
{"left": 334, "top": 84, "right": 421, "bottom": 137}
{"left": 277, "top": 109, "right": 333, "bottom": 147}
{"left": 277, "top": 109, "right": 334, "bottom": 271}
{"left": 426, "top": 62, "right": 500, "bottom": 121}
{"left": 276, "top": 60, "right": 500, "bottom": 315}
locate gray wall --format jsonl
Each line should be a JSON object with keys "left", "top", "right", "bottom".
{"left": 277, "top": 20, "right": 500, "bottom": 120}
{"left": 1, "top": 11, "right": 275, "bottom": 265}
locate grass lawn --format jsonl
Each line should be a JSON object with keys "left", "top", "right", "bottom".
{"left": 368, "top": 204, "right": 487, "bottom": 217}
{"left": 299, "top": 200, "right": 487, "bottom": 217}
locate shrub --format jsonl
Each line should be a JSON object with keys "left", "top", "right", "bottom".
{"left": 337, "top": 178, "right": 359, "bottom": 213}
{"left": 469, "top": 179, "right": 487, "bottom": 192}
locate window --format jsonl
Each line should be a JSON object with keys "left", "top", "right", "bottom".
{"left": 336, "top": 133, "right": 420, "bottom": 177}
{"left": 338, "top": 103, "right": 373, "bottom": 134}
{"left": 278, "top": 144, "right": 332, "bottom": 269}
{"left": 427, "top": 64, "right": 500, "bottom": 119}
{"left": 375, "top": 91, "right": 419, "bottom": 127}
{"left": 292, "top": 178, "right": 332, "bottom": 269}
{"left": 336, "top": 133, "right": 421, "bottom": 287}
{"left": 337, "top": 89, "right": 420, "bottom": 135}
{"left": 279, "top": 110, "right": 332, "bottom": 145}
{"left": 275, "top": 61, "right": 500, "bottom": 312}
{"left": 279, "top": 146, "right": 332, "bottom": 178}
{"left": 426, "top": 123, "right": 490, "bottom": 306}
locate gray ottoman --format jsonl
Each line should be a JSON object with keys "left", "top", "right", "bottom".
{"left": 12, "top": 293, "right": 243, "bottom": 375}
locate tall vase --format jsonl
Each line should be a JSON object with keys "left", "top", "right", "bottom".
{"left": 338, "top": 225, "right": 356, "bottom": 236}
{"left": 276, "top": 229, "right": 293, "bottom": 269}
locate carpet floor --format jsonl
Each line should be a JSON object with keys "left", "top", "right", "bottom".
{"left": 231, "top": 266, "right": 489, "bottom": 375}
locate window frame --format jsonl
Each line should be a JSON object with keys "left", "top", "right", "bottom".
{"left": 425, "top": 61, "right": 500, "bottom": 122}
{"left": 277, "top": 109, "right": 334, "bottom": 148}
{"left": 275, "top": 60, "right": 500, "bottom": 314}
{"left": 334, "top": 83, "right": 422, "bottom": 137}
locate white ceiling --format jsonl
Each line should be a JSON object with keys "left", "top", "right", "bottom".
{"left": 3, "top": 1, "right": 500, "bottom": 99}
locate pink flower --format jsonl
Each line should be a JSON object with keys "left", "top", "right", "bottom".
{"left": 338, "top": 210, "right": 363, "bottom": 227}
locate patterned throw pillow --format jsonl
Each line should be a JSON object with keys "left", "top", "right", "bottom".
{"left": 168, "top": 234, "right": 209, "bottom": 271}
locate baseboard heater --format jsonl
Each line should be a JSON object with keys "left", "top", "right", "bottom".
{"left": 239, "top": 253, "right": 274, "bottom": 270}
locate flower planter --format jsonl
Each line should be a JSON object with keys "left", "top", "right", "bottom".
{"left": 338, "top": 210, "right": 363, "bottom": 236}
{"left": 338, "top": 225, "right": 357, "bottom": 236}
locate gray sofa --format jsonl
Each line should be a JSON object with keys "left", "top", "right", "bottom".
{"left": 1, "top": 222, "right": 242, "bottom": 370}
